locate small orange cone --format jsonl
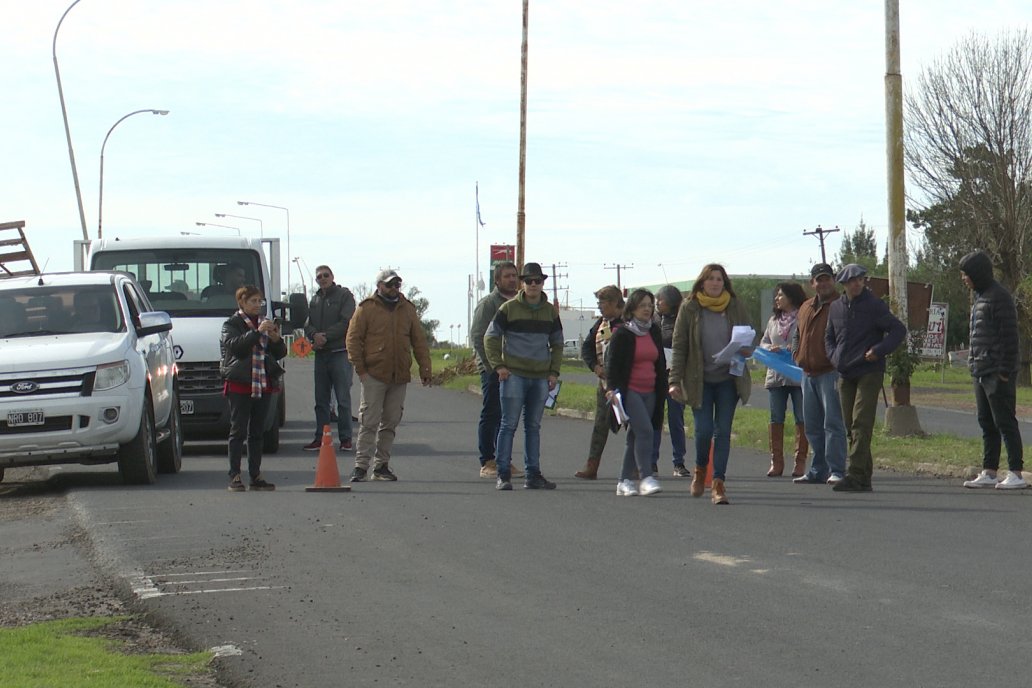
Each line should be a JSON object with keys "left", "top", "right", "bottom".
{"left": 305, "top": 425, "right": 351, "bottom": 492}
{"left": 704, "top": 439, "right": 714, "bottom": 488}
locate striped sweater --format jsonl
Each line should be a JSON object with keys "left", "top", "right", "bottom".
{"left": 484, "top": 291, "right": 564, "bottom": 379}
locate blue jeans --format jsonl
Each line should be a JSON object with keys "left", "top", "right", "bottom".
{"left": 623, "top": 390, "right": 656, "bottom": 480}
{"left": 495, "top": 374, "right": 549, "bottom": 477}
{"left": 478, "top": 370, "right": 501, "bottom": 466}
{"left": 801, "top": 371, "right": 847, "bottom": 478}
{"left": 692, "top": 379, "right": 739, "bottom": 481}
{"left": 651, "top": 393, "right": 686, "bottom": 466}
{"left": 767, "top": 385, "right": 803, "bottom": 425}
{"left": 314, "top": 351, "right": 353, "bottom": 441}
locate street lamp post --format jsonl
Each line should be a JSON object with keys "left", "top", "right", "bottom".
{"left": 195, "top": 222, "right": 240, "bottom": 235}
{"left": 237, "top": 201, "right": 293, "bottom": 290}
{"left": 53, "top": 0, "right": 88, "bottom": 240}
{"left": 98, "top": 109, "right": 169, "bottom": 238}
{"left": 215, "top": 213, "right": 263, "bottom": 238}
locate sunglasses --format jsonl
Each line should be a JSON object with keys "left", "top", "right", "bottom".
{"left": 523, "top": 278, "right": 544, "bottom": 285}
{"left": 385, "top": 280, "right": 402, "bottom": 288}
{"left": 316, "top": 272, "right": 332, "bottom": 279}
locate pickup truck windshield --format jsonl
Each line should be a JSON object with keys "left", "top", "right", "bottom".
{"left": 0, "top": 285, "right": 125, "bottom": 338}
{"left": 91, "top": 249, "right": 263, "bottom": 317}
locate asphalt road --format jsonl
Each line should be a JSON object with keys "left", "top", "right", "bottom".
{"left": 7, "top": 357, "right": 1032, "bottom": 688}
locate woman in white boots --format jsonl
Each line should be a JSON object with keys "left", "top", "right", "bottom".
{"left": 605, "top": 289, "right": 667, "bottom": 497}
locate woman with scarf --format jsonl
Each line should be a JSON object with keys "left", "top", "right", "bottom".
{"left": 668, "top": 264, "right": 752, "bottom": 505}
{"left": 605, "top": 289, "right": 667, "bottom": 497}
{"left": 759, "top": 282, "right": 808, "bottom": 477}
{"left": 220, "top": 285, "right": 287, "bottom": 492}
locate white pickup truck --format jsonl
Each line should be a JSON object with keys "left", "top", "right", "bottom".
{"left": 0, "top": 271, "right": 181, "bottom": 484}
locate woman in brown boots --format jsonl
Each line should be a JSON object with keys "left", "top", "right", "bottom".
{"left": 759, "top": 282, "right": 808, "bottom": 477}
{"left": 668, "top": 264, "right": 752, "bottom": 505}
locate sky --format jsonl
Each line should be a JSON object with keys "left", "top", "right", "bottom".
{"left": 2, "top": 0, "right": 1030, "bottom": 343}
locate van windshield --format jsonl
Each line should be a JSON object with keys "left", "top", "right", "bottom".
{"left": 91, "top": 249, "right": 263, "bottom": 317}
{"left": 0, "top": 285, "right": 125, "bottom": 338}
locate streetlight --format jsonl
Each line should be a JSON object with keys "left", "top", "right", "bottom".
{"left": 53, "top": 0, "right": 88, "bottom": 240}
{"left": 237, "top": 200, "right": 293, "bottom": 289}
{"left": 449, "top": 324, "right": 455, "bottom": 343}
{"left": 195, "top": 222, "right": 240, "bottom": 235}
{"left": 98, "top": 109, "right": 169, "bottom": 238}
{"left": 215, "top": 213, "right": 263, "bottom": 238}
{"left": 291, "top": 257, "right": 309, "bottom": 299}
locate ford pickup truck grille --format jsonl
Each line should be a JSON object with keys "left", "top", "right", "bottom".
{"left": 0, "top": 368, "right": 95, "bottom": 399}
{"left": 177, "top": 362, "right": 223, "bottom": 394}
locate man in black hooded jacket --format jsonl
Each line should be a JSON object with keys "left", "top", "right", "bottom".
{"left": 959, "top": 250, "right": 1027, "bottom": 490}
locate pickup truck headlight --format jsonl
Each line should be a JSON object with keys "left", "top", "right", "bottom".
{"left": 95, "top": 361, "right": 131, "bottom": 391}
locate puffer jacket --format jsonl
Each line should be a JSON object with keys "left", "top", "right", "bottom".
{"left": 346, "top": 293, "right": 431, "bottom": 384}
{"left": 220, "top": 314, "right": 288, "bottom": 385}
{"left": 960, "top": 250, "right": 1020, "bottom": 378}
{"left": 825, "top": 288, "right": 906, "bottom": 380}
{"left": 303, "top": 283, "right": 356, "bottom": 352}
{"left": 668, "top": 296, "right": 752, "bottom": 409}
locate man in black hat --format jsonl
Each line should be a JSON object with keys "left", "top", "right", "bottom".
{"left": 791, "top": 263, "right": 848, "bottom": 486}
{"left": 825, "top": 263, "right": 906, "bottom": 492}
{"left": 484, "top": 262, "right": 564, "bottom": 490}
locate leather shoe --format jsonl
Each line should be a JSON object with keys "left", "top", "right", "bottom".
{"left": 792, "top": 473, "right": 827, "bottom": 484}
{"left": 832, "top": 477, "right": 872, "bottom": 492}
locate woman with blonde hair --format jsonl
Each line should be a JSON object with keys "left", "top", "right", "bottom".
{"left": 668, "top": 264, "right": 752, "bottom": 505}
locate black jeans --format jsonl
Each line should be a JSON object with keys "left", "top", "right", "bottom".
{"left": 974, "top": 374, "right": 1024, "bottom": 472}
{"left": 227, "top": 392, "right": 272, "bottom": 478}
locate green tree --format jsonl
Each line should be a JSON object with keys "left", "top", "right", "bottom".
{"left": 836, "top": 216, "right": 881, "bottom": 274}
{"left": 406, "top": 286, "right": 439, "bottom": 344}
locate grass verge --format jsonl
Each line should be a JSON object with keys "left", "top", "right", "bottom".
{"left": 0, "top": 616, "right": 212, "bottom": 688}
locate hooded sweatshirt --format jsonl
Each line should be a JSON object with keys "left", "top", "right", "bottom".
{"left": 960, "top": 250, "right": 1019, "bottom": 378}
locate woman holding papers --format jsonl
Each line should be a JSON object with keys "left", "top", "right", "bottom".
{"left": 605, "top": 289, "right": 668, "bottom": 497}
{"left": 668, "top": 264, "right": 753, "bottom": 505}
{"left": 759, "top": 282, "right": 808, "bottom": 478}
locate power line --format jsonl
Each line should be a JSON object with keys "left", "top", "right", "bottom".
{"left": 803, "top": 224, "right": 841, "bottom": 264}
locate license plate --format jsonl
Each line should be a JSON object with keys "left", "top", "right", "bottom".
{"left": 180, "top": 399, "right": 194, "bottom": 415}
{"left": 8, "top": 409, "right": 45, "bottom": 427}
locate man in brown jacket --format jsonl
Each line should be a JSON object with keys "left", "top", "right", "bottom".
{"left": 790, "top": 263, "right": 847, "bottom": 485}
{"left": 345, "top": 269, "right": 432, "bottom": 482}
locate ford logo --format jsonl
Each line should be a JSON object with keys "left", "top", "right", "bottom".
{"left": 11, "top": 381, "right": 39, "bottom": 394}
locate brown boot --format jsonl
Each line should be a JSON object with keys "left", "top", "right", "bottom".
{"left": 767, "top": 422, "right": 785, "bottom": 477}
{"left": 711, "top": 478, "right": 729, "bottom": 505}
{"left": 575, "top": 457, "right": 600, "bottom": 480}
{"left": 690, "top": 465, "right": 706, "bottom": 498}
{"left": 792, "top": 423, "right": 809, "bottom": 477}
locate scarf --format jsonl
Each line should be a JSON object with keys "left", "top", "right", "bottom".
{"left": 237, "top": 310, "right": 268, "bottom": 398}
{"left": 624, "top": 317, "right": 652, "bottom": 337}
{"left": 777, "top": 310, "right": 797, "bottom": 342}
{"left": 695, "top": 290, "right": 731, "bottom": 313}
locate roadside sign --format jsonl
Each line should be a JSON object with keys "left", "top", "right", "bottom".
{"left": 291, "top": 336, "right": 312, "bottom": 358}
{"left": 921, "top": 302, "right": 948, "bottom": 358}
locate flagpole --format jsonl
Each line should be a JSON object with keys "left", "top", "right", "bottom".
{"left": 475, "top": 182, "right": 481, "bottom": 304}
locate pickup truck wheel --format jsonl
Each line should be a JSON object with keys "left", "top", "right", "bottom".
{"left": 157, "top": 391, "right": 183, "bottom": 474}
{"left": 118, "top": 401, "right": 158, "bottom": 485}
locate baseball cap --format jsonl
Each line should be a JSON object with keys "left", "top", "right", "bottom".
{"left": 810, "top": 263, "right": 834, "bottom": 279}
{"left": 375, "top": 268, "right": 402, "bottom": 284}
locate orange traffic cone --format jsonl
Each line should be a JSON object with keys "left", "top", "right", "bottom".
{"left": 305, "top": 425, "right": 351, "bottom": 492}
{"left": 704, "top": 439, "right": 714, "bottom": 488}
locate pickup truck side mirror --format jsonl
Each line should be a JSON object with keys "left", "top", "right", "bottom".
{"left": 288, "top": 292, "right": 309, "bottom": 330}
{"left": 136, "top": 311, "right": 173, "bottom": 337}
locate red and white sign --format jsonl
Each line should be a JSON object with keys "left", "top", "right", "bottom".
{"left": 921, "top": 303, "right": 948, "bottom": 359}
{"left": 489, "top": 244, "right": 515, "bottom": 267}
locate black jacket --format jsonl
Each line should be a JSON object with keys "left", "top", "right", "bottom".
{"left": 960, "top": 250, "right": 1019, "bottom": 378}
{"left": 605, "top": 324, "right": 667, "bottom": 431}
{"left": 580, "top": 316, "right": 624, "bottom": 370}
{"left": 825, "top": 288, "right": 906, "bottom": 380}
{"left": 303, "top": 283, "right": 356, "bottom": 352}
{"left": 220, "top": 314, "right": 288, "bottom": 385}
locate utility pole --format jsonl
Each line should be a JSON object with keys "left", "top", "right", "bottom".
{"left": 549, "top": 262, "right": 568, "bottom": 305}
{"left": 604, "top": 263, "right": 633, "bottom": 289}
{"left": 515, "top": 0, "right": 529, "bottom": 271}
{"left": 803, "top": 225, "right": 840, "bottom": 264}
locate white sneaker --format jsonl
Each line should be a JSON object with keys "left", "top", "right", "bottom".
{"left": 616, "top": 479, "right": 638, "bottom": 496}
{"left": 639, "top": 475, "right": 662, "bottom": 496}
{"left": 994, "top": 471, "right": 1028, "bottom": 490}
{"left": 827, "top": 473, "right": 844, "bottom": 486}
{"left": 963, "top": 470, "right": 999, "bottom": 488}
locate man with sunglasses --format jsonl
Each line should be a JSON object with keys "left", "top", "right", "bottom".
{"left": 346, "top": 269, "right": 432, "bottom": 482}
{"left": 484, "top": 262, "right": 564, "bottom": 490}
{"left": 302, "top": 265, "right": 357, "bottom": 452}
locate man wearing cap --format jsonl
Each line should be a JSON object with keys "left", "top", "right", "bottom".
{"left": 959, "top": 251, "right": 1027, "bottom": 490}
{"left": 345, "top": 269, "right": 432, "bottom": 482}
{"left": 573, "top": 285, "right": 624, "bottom": 480}
{"left": 302, "top": 265, "right": 356, "bottom": 453}
{"left": 825, "top": 264, "right": 906, "bottom": 492}
{"left": 484, "top": 262, "right": 564, "bottom": 490}
{"left": 469, "top": 260, "right": 522, "bottom": 479}
{"left": 791, "top": 263, "right": 848, "bottom": 486}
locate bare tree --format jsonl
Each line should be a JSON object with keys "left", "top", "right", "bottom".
{"left": 905, "top": 30, "right": 1032, "bottom": 382}
{"left": 352, "top": 282, "right": 373, "bottom": 301}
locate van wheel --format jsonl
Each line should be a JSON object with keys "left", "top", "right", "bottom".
{"left": 118, "top": 401, "right": 158, "bottom": 485}
{"left": 157, "top": 391, "right": 183, "bottom": 474}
